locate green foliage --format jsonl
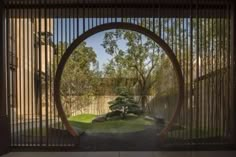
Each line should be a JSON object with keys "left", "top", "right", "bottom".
{"left": 59, "top": 41, "right": 100, "bottom": 117}
{"left": 108, "top": 87, "right": 143, "bottom": 119}
{"left": 102, "top": 29, "right": 173, "bottom": 112}
{"left": 106, "top": 110, "right": 123, "bottom": 119}
{"left": 69, "top": 114, "right": 154, "bottom": 134}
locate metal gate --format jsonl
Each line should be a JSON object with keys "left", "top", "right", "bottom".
{"left": 2, "top": 0, "right": 236, "bottom": 151}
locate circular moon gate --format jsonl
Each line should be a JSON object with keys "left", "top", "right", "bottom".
{"left": 54, "top": 23, "right": 184, "bottom": 137}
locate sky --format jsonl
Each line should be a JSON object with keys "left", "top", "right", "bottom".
{"left": 85, "top": 30, "right": 129, "bottom": 70}
{"left": 52, "top": 19, "right": 129, "bottom": 71}
{"left": 52, "top": 18, "right": 157, "bottom": 71}
{"left": 52, "top": 19, "right": 110, "bottom": 70}
{"left": 85, "top": 31, "right": 112, "bottom": 70}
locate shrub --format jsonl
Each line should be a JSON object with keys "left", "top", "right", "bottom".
{"left": 106, "top": 110, "right": 123, "bottom": 119}
{"left": 108, "top": 87, "right": 143, "bottom": 119}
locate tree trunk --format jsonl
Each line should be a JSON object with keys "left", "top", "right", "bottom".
{"left": 141, "top": 95, "right": 148, "bottom": 112}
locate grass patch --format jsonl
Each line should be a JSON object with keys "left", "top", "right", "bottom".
{"left": 68, "top": 114, "right": 155, "bottom": 134}
{"left": 68, "top": 114, "right": 97, "bottom": 123}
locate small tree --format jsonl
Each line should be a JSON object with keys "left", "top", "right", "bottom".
{"left": 102, "top": 29, "right": 162, "bottom": 112}
{"left": 108, "top": 87, "right": 143, "bottom": 119}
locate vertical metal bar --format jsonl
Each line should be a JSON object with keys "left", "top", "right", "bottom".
{"left": 121, "top": 0, "right": 123, "bottom": 23}
{"left": 177, "top": 3, "right": 182, "bottom": 141}
{"left": 102, "top": 0, "right": 105, "bottom": 24}
{"left": 203, "top": 3, "right": 207, "bottom": 141}
{"left": 201, "top": 5, "right": 204, "bottom": 141}
{"left": 14, "top": 2, "right": 19, "bottom": 146}
{"left": 26, "top": 0, "right": 30, "bottom": 146}
{"left": 18, "top": 2, "right": 23, "bottom": 146}
{"left": 30, "top": 0, "right": 34, "bottom": 145}
{"left": 199, "top": 5, "right": 202, "bottom": 141}
{"left": 59, "top": 4, "right": 63, "bottom": 146}
{"left": 132, "top": 1, "right": 135, "bottom": 24}
{"left": 109, "top": 0, "right": 112, "bottom": 23}
{"left": 222, "top": 2, "right": 226, "bottom": 140}
{"left": 186, "top": 3, "right": 190, "bottom": 141}
{"left": 95, "top": 2, "right": 98, "bottom": 26}
{"left": 226, "top": 0, "right": 231, "bottom": 140}
{"left": 49, "top": 0, "right": 52, "bottom": 146}
{"left": 83, "top": 0, "right": 85, "bottom": 33}
{"left": 128, "top": 0, "right": 130, "bottom": 24}
{"left": 21, "top": 2, "right": 26, "bottom": 146}
{"left": 219, "top": 3, "right": 222, "bottom": 140}
{"left": 57, "top": 5, "right": 60, "bottom": 146}
{"left": 196, "top": 0, "right": 200, "bottom": 142}
{"left": 91, "top": 1, "right": 94, "bottom": 28}
{"left": 215, "top": 4, "right": 219, "bottom": 139}
{"left": 69, "top": 6, "right": 73, "bottom": 44}
{"left": 182, "top": 3, "right": 186, "bottom": 141}
{"left": 73, "top": 7, "right": 75, "bottom": 41}
{"left": 68, "top": 6, "right": 71, "bottom": 45}
{"left": 65, "top": 6, "right": 67, "bottom": 48}
{"left": 54, "top": 5, "right": 58, "bottom": 146}
{"left": 67, "top": 5, "right": 72, "bottom": 145}
{"left": 222, "top": 2, "right": 226, "bottom": 141}
{"left": 6, "top": 3, "right": 10, "bottom": 146}
{"left": 87, "top": 1, "right": 90, "bottom": 29}
{"left": 177, "top": 1, "right": 181, "bottom": 140}
{"left": 98, "top": 0, "right": 101, "bottom": 25}
{"left": 47, "top": 6, "right": 51, "bottom": 146}
{"left": 148, "top": 5, "right": 151, "bottom": 31}
{"left": 152, "top": 0, "right": 155, "bottom": 34}
{"left": 115, "top": 0, "right": 117, "bottom": 23}
{"left": 77, "top": 3, "right": 79, "bottom": 36}
{"left": 38, "top": 0, "right": 42, "bottom": 146}
{"left": 61, "top": 2, "right": 65, "bottom": 146}
{"left": 12, "top": 5, "right": 16, "bottom": 146}
{"left": 123, "top": 2, "right": 128, "bottom": 22}
{"left": 34, "top": 6, "right": 38, "bottom": 146}
{"left": 44, "top": 0, "right": 49, "bottom": 146}
{"left": 211, "top": 7, "right": 214, "bottom": 138}
{"left": 124, "top": 0, "right": 127, "bottom": 23}
{"left": 207, "top": 1, "right": 212, "bottom": 138}
{"left": 190, "top": 0, "right": 193, "bottom": 144}
{"left": 10, "top": 5, "right": 15, "bottom": 147}
{"left": 51, "top": 4, "right": 55, "bottom": 146}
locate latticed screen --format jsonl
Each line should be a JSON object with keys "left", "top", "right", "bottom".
{"left": 5, "top": 0, "right": 235, "bottom": 150}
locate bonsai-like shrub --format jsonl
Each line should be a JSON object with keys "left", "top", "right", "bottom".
{"left": 107, "top": 87, "right": 143, "bottom": 119}
{"left": 106, "top": 110, "right": 123, "bottom": 120}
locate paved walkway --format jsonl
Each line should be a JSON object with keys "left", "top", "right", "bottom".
{"left": 1, "top": 151, "right": 236, "bottom": 157}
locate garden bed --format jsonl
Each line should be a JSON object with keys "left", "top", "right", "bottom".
{"left": 68, "top": 114, "right": 157, "bottom": 134}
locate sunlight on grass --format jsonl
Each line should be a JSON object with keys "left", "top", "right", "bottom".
{"left": 68, "top": 114, "right": 97, "bottom": 123}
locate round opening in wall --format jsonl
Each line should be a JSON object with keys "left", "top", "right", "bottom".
{"left": 54, "top": 23, "right": 184, "bottom": 149}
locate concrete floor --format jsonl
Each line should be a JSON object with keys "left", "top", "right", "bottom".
{"left": 1, "top": 151, "right": 236, "bottom": 157}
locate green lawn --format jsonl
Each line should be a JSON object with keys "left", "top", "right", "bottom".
{"left": 68, "top": 114, "right": 155, "bottom": 134}
{"left": 68, "top": 114, "right": 97, "bottom": 123}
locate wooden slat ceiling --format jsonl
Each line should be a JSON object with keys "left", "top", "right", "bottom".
{"left": 5, "top": 0, "right": 230, "bottom": 18}
{"left": 5, "top": 0, "right": 229, "bottom": 6}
